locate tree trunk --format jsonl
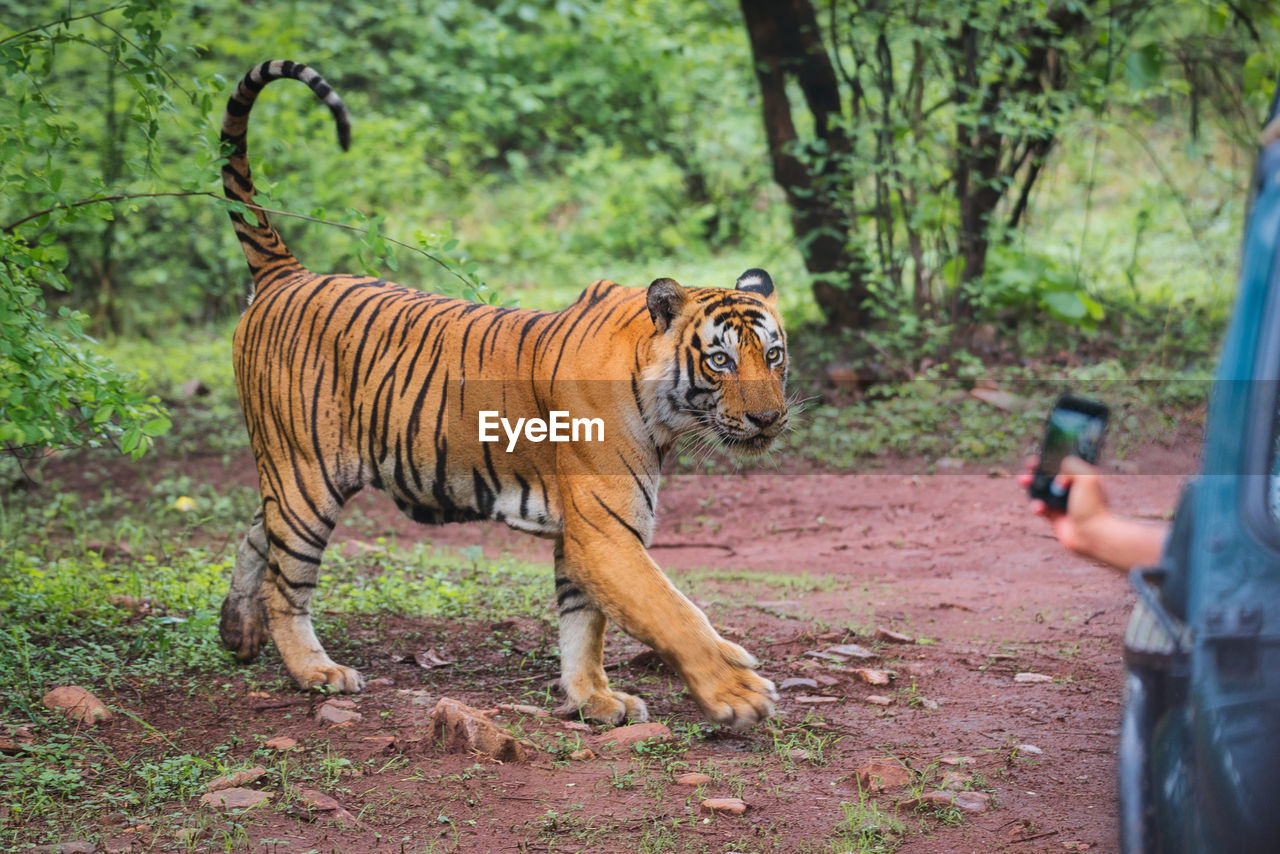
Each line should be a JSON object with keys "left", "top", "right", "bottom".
{"left": 739, "top": 0, "right": 870, "bottom": 328}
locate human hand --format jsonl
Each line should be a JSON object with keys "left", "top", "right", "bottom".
{"left": 1019, "top": 454, "right": 1112, "bottom": 558}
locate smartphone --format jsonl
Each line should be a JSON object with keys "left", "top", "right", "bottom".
{"left": 1028, "top": 394, "right": 1110, "bottom": 512}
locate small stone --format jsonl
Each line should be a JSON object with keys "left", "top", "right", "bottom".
{"left": 368, "top": 676, "right": 396, "bottom": 687}
{"left": 1013, "top": 672, "right": 1054, "bottom": 684}
{"left": 561, "top": 721, "right": 592, "bottom": 732}
{"left": 316, "top": 703, "right": 363, "bottom": 726}
{"left": 413, "top": 649, "right": 450, "bottom": 668}
{"left": 199, "top": 787, "right": 273, "bottom": 810}
{"left": 592, "top": 722, "right": 673, "bottom": 750}
{"left": 875, "top": 626, "right": 915, "bottom": 644}
{"left": 940, "top": 771, "right": 969, "bottom": 791}
{"left": 917, "top": 698, "right": 940, "bottom": 711}
{"left": 778, "top": 677, "right": 819, "bottom": 691}
{"left": 429, "top": 697, "right": 528, "bottom": 763}
{"left": 794, "top": 695, "right": 839, "bottom": 704}
{"left": 954, "top": 791, "right": 992, "bottom": 813}
{"left": 205, "top": 766, "right": 266, "bottom": 792}
{"left": 814, "top": 674, "right": 840, "bottom": 687}
{"left": 297, "top": 787, "right": 359, "bottom": 824}
{"left": 43, "top": 843, "right": 95, "bottom": 854}
{"left": 264, "top": 736, "right": 297, "bottom": 751}
{"left": 0, "top": 736, "right": 21, "bottom": 755}
{"left": 246, "top": 691, "right": 271, "bottom": 699}
{"left": 788, "top": 748, "right": 811, "bottom": 761}
{"left": 42, "top": 686, "right": 112, "bottom": 726}
{"left": 856, "top": 759, "right": 912, "bottom": 791}
{"left": 935, "top": 457, "right": 965, "bottom": 471}
{"left": 675, "top": 772, "right": 712, "bottom": 786}
{"left": 866, "top": 695, "right": 893, "bottom": 706}
{"left": 827, "top": 644, "right": 878, "bottom": 660}
{"left": 939, "top": 755, "right": 976, "bottom": 766}
{"left": 853, "top": 668, "right": 892, "bottom": 686}
{"left": 323, "top": 698, "right": 357, "bottom": 709}
{"left": 568, "top": 748, "right": 596, "bottom": 761}
{"left": 805, "top": 650, "right": 846, "bottom": 663}
{"left": 700, "top": 797, "right": 748, "bottom": 815}
{"left": 360, "top": 736, "right": 397, "bottom": 752}
{"left": 1017, "top": 743, "right": 1044, "bottom": 755}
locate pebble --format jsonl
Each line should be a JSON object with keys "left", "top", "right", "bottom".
{"left": 264, "top": 736, "right": 297, "bottom": 750}
{"left": 316, "top": 703, "right": 363, "bottom": 726}
{"left": 700, "top": 797, "right": 748, "bottom": 816}
{"left": 855, "top": 760, "right": 912, "bottom": 791}
{"left": 827, "top": 643, "right": 878, "bottom": 659}
{"left": 42, "top": 686, "right": 112, "bottom": 726}
{"left": 875, "top": 626, "right": 916, "bottom": 644}
{"left": 853, "top": 668, "right": 892, "bottom": 686}
{"left": 675, "top": 772, "right": 712, "bottom": 786}
{"left": 568, "top": 748, "right": 596, "bottom": 761}
{"left": 778, "top": 677, "right": 819, "bottom": 691}
{"left": 205, "top": 766, "right": 266, "bottom": 792}
{"left": 866, "top": 695, "right": 893, "bottom": 706}
{"left": 1013, "top": 672, "right": 1054, "bottom": 684}
{"left": 1017, "top": 743, "right": 1044, "bottom": 755}
{"left": 199, "top": 787, "right": 273, "bottom": 810}
{"left": 591, "top": 722, "right": 673, "bottom": 750}
{"left": 794, "top": 695, "right": 839, "bottom": 704}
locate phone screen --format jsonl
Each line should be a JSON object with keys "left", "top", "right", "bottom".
{"left": 1030, "top": 396, "right": 1109, "bottom": 511}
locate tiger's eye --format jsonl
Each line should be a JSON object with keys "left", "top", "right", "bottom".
{"left": 766, "top": 346, "right": 783, "bottom": 363}
{"left": 709, "top": 352, "right": 730, "bottom": 368}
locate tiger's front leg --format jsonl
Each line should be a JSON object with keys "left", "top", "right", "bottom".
{"left": 552, "top": 539, "right": 649, "bottom": 725}
{"left": 559, "top": 477, "right": 777, "bottom": 729}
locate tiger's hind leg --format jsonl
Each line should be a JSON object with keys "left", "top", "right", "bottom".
{"left": 258, "top": 487, "right": 365, "bottom": 693}
{"left": 219, "top": 505, "right": 270, "bottom": 661}
{"left": 552, "top": 539, "right": 648, "bottom": 725}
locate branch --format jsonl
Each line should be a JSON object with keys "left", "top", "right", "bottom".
{"left": 0, "top": 4, "right": 127, "bottom": 47}
{"left": 2, "top": 191, "right": 214, "bottom": 233}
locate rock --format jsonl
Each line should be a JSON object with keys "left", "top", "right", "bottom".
{"left": 856, "top": 760, "right": 913, "bottom": 792}
{"left": 205, "top": 766, "right": 266, "bottom": 792}
{"left": 297, "top": 788, "right": 359, "bottom": 824}
{"left": 778, "top": 677, "right": 819, "bottom": 691}
{"left": 675, "top": 772, "right": 712, "bottom": 786}
{"left": 700, "top": 797, "right": 748, "bottom": 816}
{"left": 941, "top": 771, "right": 970, "bottom": 791}
{"left": 935, "top": 457, "right": 965, "bottom": 471}
{"left": 875, "top": 627, "right": 915, "bottom": 644}
{"left": 0, "top": 736, "right": 21, "bottom": 755}
{"left": 866, "top": 695, "right": 893, "bottom": 706}
{"left": 561, "top": 721, "right": 592, "bottom": 732}
{"left": 41, "top": 843, "right": 95, "bottom": 854}
{"left": 1017, "top": 743, "right": 1044, "bottom": 756}
{"left": 805, "top": 650, "right": 846, "bottom": 663}
{"left": 827, "top": 644, "right": 878, "bottom": 660}
{"left": 903, "top": 789, "right": 991, "bottom": 814}
{"left": 592, "top": 722, "right": 673, "bottom": 751}
{"left": 264, "top": 736, "right": 297, "bottom": 751}
{"left": 316, "top": 702, "right": 363, "bottom": 726}
{"left": 497, "top": 703, "right": 550, "bottom": 718}
{"left": 814, "top": 674, "right": 840, "bottom": 687}
{"left": 568, "top": 748, "right": 596, "bottom": 761}
{"left": 199, "top": 787, "right": 273, "bottom": 810}
{"left": 367, "top": 676, "right": 396, "bottom": 687}
{"left": 916, "top": 698, "right": 940, "bottom": 711}
{"left": 794, "top": 695, "right": 839, "bottom": 704}
{"left": 853, "top": 668, "right": 892, "bottom": 686}
{"left": 938, "top": 755, "right": 976, "bottom": 766}
{"left": 414, "top": 649, "right": 450, "bottom": 668}
{"left": 429, "top": 698, "right": 528, "bottom": 763}
{"left": 954, "top": 791, "right": 992, "bottom": 813}
{"left": 1013, "top": 672, "right": 1054, "bottom": 684}
{"left": 360, "top": 736, "right": 397, "bottom": 752}
{"left": 42, "top": 686, "right": 112, "bottom": 726}
{"left": 323, "top": 698, "right": 357, "bottom": 709}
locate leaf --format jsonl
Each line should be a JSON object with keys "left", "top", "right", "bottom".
{"left": 1125, "top": 43, "right": 1164, "bottom": 91}
{"left": 1041, "top": 290, "right": 1088, "bottom": 321}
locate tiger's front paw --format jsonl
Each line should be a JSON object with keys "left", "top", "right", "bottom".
{"left": 291, "top": 659, "right": 366, "bottom": 694}
{"left": 219, "top": 596, "right": 268, "bottom": 662}
{"left": 685, "top": 639, "right": 777, "bottom": 730}
{"left": 555, "top": 689, "right": 649, "bottom": 726}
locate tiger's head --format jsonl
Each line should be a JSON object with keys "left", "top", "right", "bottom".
{"left": 644, "top": 269, "right": 789, "bottom": 456}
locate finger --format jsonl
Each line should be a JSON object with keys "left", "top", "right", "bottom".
{"left": 1059, "top": 455, "right": 1098, "bottom": 476}
{"left": 1023, "top": 454, "right": 1040, "bottom": 474}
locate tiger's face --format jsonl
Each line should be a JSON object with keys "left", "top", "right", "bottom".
{"left": 645, "top": 269, "right": 789, "bottom": 455}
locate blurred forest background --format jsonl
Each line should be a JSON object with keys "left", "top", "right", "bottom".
{"left": 1, "top": 0, "right": 1277, "bottom": 461}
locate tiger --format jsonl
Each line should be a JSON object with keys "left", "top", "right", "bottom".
{"left": 216, "top": 60, "right": 788, "bottom": 729}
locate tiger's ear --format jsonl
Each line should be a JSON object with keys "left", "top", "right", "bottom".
{"left": 646, "top": 277, "right": 689, "bottom": 333}
{"left": 735, "top": 268, "right": 775, "bottom": 301}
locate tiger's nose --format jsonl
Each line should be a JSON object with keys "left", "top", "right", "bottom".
{"left": 746, "top": 410, "right": 780, "bottom": 428}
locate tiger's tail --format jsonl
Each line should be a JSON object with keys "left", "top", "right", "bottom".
{"left": 220, "top": 60, "right": 350, "bottom": 291}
